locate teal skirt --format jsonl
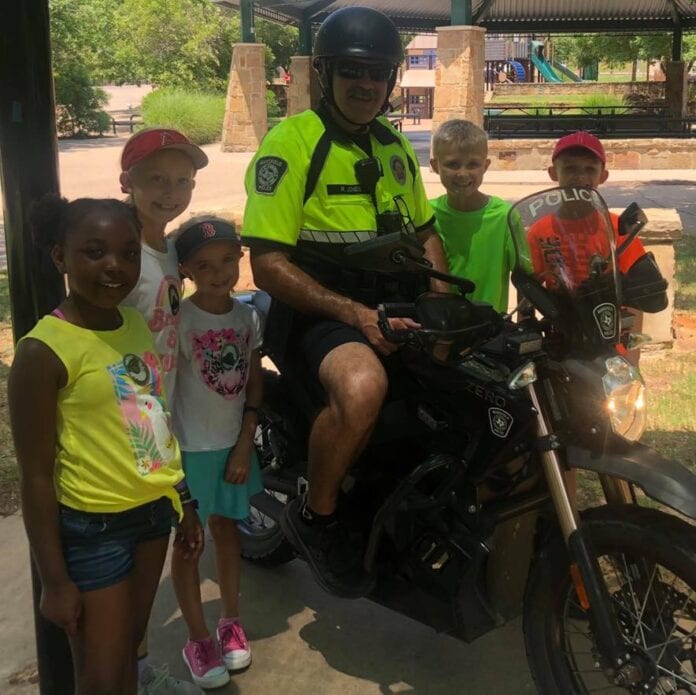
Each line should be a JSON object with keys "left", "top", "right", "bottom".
{"left": 182, "top": 446, "right": 263, "bottom": 526}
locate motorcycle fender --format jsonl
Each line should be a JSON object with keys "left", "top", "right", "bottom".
{"left": 566, "top": 440, "right": 696, "bottom": 519}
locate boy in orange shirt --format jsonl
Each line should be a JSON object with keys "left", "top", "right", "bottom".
{"left": 529, "top": 132, "right": 667, "bottom": 359}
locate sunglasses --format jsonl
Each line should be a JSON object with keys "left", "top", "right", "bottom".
{"left": 334, "top": 61, "right": 395, "bottom": 82}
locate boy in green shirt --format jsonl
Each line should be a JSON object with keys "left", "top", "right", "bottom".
{"left": 430, "top": 119, "right": 516, "bottom": 312}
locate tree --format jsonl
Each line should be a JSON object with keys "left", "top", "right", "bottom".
{"left": 554, "top": 32, "right": 696, "bottom": 80}
{"left": 255, "top": 20, "right": 299, "bottom": 79}
{"left": 110, "top": 0, "right": 230, "bottom": 90}
{"left": 49, "top": 0, "right": 115, "bottom": 135}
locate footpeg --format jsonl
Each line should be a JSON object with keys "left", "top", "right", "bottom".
{"left": 296, "top": 476, "right": 308, "bottom": 496}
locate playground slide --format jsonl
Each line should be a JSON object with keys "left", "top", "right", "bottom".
{"left": 530, "top": 50, "right": 562, "bottom": 82}
{"left": 552, "top": 60, "right": 583, "bottom": 82}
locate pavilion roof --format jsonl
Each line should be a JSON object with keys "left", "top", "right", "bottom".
{"left": 213, "top": 0, "right": 696, "bottom": 32}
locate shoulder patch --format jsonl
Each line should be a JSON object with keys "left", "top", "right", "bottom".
{"left": 255, "top": 156, "right": 288, "bottom": 195}
{"left": 390, "top": 154, "right": 407, "bottom": 185}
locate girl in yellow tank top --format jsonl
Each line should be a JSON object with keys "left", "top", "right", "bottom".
{"left": 8, "top": 195, "right": 203, "bottom": 694}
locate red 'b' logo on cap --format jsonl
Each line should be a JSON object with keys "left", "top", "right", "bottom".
{"left": 200, "top": 222, "right": 216, "bottom": 238}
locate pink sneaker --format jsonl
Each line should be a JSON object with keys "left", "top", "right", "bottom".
{"left": 182, "top": 636, "right": 230, "bottom": 689}
{"left": 217, "top": 619, "right": 252, "bottom": 671}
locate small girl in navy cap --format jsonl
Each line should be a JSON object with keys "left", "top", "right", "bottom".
{"left": 170, "top": 216, "right": 263, "bottom": 689}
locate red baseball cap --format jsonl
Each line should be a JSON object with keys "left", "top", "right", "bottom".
{"left": 120, "top": 128, "right": 208, "bottom": 172}
{"left": 552, "top": 131, "right": 606, "bottom": 165}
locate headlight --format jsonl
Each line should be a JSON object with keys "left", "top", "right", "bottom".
{"left": 602, "top": 356, "right": 646, "bottom": 441}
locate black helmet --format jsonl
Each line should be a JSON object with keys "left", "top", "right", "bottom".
{"left": 313, "top": 7, "right": 403, "bottom": 124}
{"left": 314, "top": 6, "right": 403, "bottom": 66}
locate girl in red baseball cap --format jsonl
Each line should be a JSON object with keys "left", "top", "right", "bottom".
{"left": 119, "top": 127, "right": 208, "bottom": 694}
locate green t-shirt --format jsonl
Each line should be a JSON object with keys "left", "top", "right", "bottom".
{"left": 430, "top": 195, "right": 516, "bottom": 313}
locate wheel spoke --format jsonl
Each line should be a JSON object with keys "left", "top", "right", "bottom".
{"left": 656, "top": 589, "right": 695, "bottom": 665}
{"left": 631, "top": 562, "right": 659, "bottom": 644}
{"left": 656, "top": 662, "right": 696, "bottom": 689}
{"left": 551, "top": 522, "right": 696, "bottom": 695}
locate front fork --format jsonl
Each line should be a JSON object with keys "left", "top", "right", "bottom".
{"left": 527, "top": 382, "right": 640, "bottom": 681}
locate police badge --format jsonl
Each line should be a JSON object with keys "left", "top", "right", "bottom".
{"left": 593, "top": 302, "right": 618, "bottom": 340}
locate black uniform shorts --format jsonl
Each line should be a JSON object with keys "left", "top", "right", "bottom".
{"left": 294, "top": 317, "right": 372, "bottom": 379}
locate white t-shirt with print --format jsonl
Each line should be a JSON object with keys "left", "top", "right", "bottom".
{"left": 172, "top": 298, "right": 262, "bottom": 452}
{"left": 121, "top": 239, "right": 181, "bottom": 400}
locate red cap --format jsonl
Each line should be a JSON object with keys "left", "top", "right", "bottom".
{"left": 120, "top": 128, "right": 208, "bottom": 172}
{"left": 552, "top": 131, "right": 606, "bottom": 165}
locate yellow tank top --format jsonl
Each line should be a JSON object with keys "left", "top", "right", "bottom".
{"left": 23, "top": 308, "right": 183, "bottom": 517}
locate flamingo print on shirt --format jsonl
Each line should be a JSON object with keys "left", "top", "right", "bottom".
{"left": 108, "top": 350, "right": 177, "bottom": 476}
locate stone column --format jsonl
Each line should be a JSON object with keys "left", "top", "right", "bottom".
{"left": 222, "top": 43, "right": 267, "bottom": 152}
{"left": 664, "top": 60, "right": 688, "bottom": 128}
{"left": 286, "top": 55, "right": 322, "bottom": 116}
{"left": 433, "top": 25, "right": 486, "bottom": 133}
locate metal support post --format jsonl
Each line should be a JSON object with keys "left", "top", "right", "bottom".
{"left": 240, "top": 0, "right": 256, "bottom": 43}
{"left": 299, "top": 16, "right": 313, "bottom": 56}
{"left": 0, "top": 2, "right": 70, "bottom": 693}
{"left": 672, "top": 26, "right": 683, "bottom": 62}
{"left": 451, "top": 0, "right": 473, "bottom": 25}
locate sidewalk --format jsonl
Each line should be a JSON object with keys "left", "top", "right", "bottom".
{"left": 2, "top": 511, "right": 535, "bottom": 695}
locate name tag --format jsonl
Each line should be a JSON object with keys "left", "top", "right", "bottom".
{"left": 327, "top": 184, "right": 364, "bottom": 195}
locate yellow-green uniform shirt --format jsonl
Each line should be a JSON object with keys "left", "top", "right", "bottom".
{"left": 242, "top": 107, "right": 434, "bottom": 293}
{"left": 23, "top": 308, "right": 183, "bottom": 517}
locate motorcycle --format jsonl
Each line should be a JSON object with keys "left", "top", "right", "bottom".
{"left": 238, "top": 186, "right": 696, "bottom": 694}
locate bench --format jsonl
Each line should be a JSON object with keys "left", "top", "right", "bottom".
{"left": 388, "top": 116, "right": 403, "bottom": 131}
{"left": 484, "top": 112, "right": 695, "bottom": 139}
{"left": 111, "top": 113, "right": 143, "bottom": 135}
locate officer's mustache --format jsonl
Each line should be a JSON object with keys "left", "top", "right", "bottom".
{"left": 347, "top": 87, "right": 378, "bottom": 100}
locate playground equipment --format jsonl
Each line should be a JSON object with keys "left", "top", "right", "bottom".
{"left": 530, "top": 40, "right": 562, "bottom": 82}
{"left": 507, "top": 59, "right": 527, "bottom": 81}
{"left": 553, "top": 60, "right": 583, "bottom": 82}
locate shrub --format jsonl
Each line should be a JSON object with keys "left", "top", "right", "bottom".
{"left": 266, "top": 89, "right": 282, "bottom": 118}
{"left": 140, "top": 88, "right": 226, "bottom": 144}
{"left": 54, "top": 61, "right": 110, "bottom": 137}
{"left": 580, "top": 93, "right": 627, "bottom": 113}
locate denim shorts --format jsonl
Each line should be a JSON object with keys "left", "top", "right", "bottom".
{"left": 59, "top": 497, "right": 173, "bottom": 592}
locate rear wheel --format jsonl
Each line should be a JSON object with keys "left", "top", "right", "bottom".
{"left": 524, "top": 505, "right": 696, "bottom": 694}
{"left": 238, "top": 372, "right": 297, "bottom": 566}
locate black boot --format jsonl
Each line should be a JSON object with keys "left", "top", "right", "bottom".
{"left": 281, "top": 494, "right": 374, "bottom": 598}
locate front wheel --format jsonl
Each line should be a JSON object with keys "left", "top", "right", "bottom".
{"left": 524, "top": 505, "right": 696, "bottom": 694}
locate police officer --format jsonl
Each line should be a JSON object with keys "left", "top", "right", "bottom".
{"left": 242, "top": 6, "right": 449, "bottom": 597}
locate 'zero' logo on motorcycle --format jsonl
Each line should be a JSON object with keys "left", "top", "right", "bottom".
{"left": 593, "top": 302, "right": 617, "bottom": 340}
{"left": 488, "top": 408, "right": 514, "bottom": 438}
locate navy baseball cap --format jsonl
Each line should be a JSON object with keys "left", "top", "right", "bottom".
{"left": 175, "top": 218, "right": 240, "bottom": 262}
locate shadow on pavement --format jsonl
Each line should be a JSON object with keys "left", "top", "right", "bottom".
{"left": 58, "top": 135, "right": 129, "bottom": 152}
{"left": 150, "top": 541, "right": 534, "bottom": 694}
{"left": 601, "top": 181, "right": 696, "bottom": 233}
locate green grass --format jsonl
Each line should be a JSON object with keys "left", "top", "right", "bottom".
{"left": 0, "top": 271, "right": 9, "bottom": 323}
{"left": 0, "top": 274, "right": 17, "bottom": 515}
{"left": 674, "top": 235, "right": 696, "bottom": 312}
{"left": 596, "top": 74, "right": 634, "bottom": 83}
{"left": 579, "top": 93, "right": 628, "bottom": 113}
{"left": 641, "top": 354, "right": 696, "bottom": 472}
{"left": 141, "top": 88, "right": 226, "bottom": 145}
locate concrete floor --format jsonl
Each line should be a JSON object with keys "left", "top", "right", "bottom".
{"left": 2, "top": 513, "right": 536, "bottom": 695}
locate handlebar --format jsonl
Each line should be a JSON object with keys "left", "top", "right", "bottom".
{"left": 377, "top": 297, "right": 505, "bottom": 360}
{"left": 391, "top": 250, "right": 476, "bottom": 295}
